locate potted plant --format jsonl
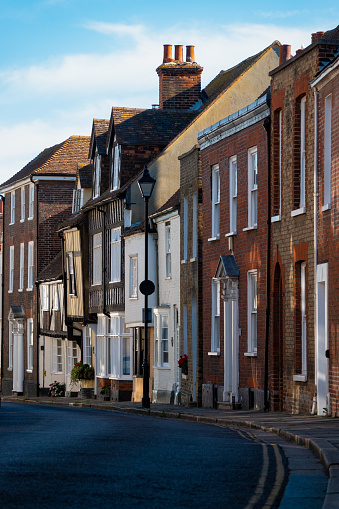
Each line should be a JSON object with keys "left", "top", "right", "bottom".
{"left": 100, "top": 384, "right": 111, "bottom": 401}
{"left": 49, "top": 381, "right": 66, "bottom": 397}
{"left": 178, "top": 354, "right": 188, "bottom": 376}
{"left": 70, "top": 361, "right": 95, "bottom": 388}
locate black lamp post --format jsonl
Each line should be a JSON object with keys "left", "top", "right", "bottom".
{"left": 138, "top": 165, "right": 156, "bottom": 409}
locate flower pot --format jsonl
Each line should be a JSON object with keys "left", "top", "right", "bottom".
{"left": 81, "top": 379, "right": 95, "bottom": 389}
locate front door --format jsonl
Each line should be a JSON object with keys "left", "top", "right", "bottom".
{"left": 316, "top": 263, "right": 329, "bottom": 415}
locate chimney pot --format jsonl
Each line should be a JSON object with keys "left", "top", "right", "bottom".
{"left": 163, "top": 44, "right": 173, "bottom": 63}
{"left": 175, "top": 45, "right": 183, "bottom": 62}
{"left": 279, "top": 44, "right": 291, "bottom": 65}
{"left": 316, "top": 31, "right": 325, "bottom": 39}
{"left": 186, "top": 45, "right": 195, "bottom": 63}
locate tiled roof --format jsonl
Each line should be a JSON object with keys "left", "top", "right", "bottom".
{"left": 37, "top": 250, "right": 63, "bottom": 282}
{"left": 89, "top": 119, "right": 110, "bottom": 158}
{"left": 0, "top": 136, "right": 90, "bottom": 188}
{"left": 151, "top": 188, "right": 180, "bottom": 218}
{"left": 202, "top": 42, "right": 280, "bottom": 107}
{"left": 78, "top": 163, "right": 93, "bottom": 188}
{"left": 110, "top": 107, "right": 199, "bottom": 146}
{"left": 323, "top": 24, "right": 339, "bottom": 40}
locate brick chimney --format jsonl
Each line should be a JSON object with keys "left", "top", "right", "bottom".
{"left": 156, "top": 44, "right": 203, "bottom": 110}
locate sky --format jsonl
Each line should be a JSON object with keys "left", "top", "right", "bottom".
{"left": 1, "top": 0, "right": 338, "bottom": 184}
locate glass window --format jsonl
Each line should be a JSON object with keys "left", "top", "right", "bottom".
{"left": 19, "top": 243, "right": 24, "bottom": 290}
{"left": 248, "top": 148, "right": 258, "bottom": 227}
{"left": 229, "top": 156, "right": 237, "bottom": 234}
{"left": 110, "top": 227, "right": 121, "bottom": 282}
{"left": 92, "top": 233, "right": 102, "bottom": 285}
{"left": 28, "top": 183, "right": 34, "bottom": 219}
{"left": 28, "top": 241, "right": 34, "bottom": 289}
{"left": 9, "top": 245, "right": 14, "bottom": 292}
{"left": 27, "top": 319, "right": 33, "bottom": 371}
{"left": 211, "top": 279, "right": 220, "bottom": 353}
{"left": 247, "top": 271, "right": 257, "bottom": 353}
{"left": 211, "top": 165, "right": 220, "bottom": 238}
{"left": 10, "top": 191, "right": 15, "bottom": 224}
{"left": 68, "top": 252, "right": 76, "bottom": 295}
{"left": 165, "top": 223, "right": 171, "bottom": 278}
{"left": 130, "top": 256, "right": 138, "bottom": 298}
{"left": 21, "top": 187, "right": 25, "bottom": 221}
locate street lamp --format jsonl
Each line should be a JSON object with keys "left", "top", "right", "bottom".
{"left": 138, "top": 165, "right": 156, "bottom": 409}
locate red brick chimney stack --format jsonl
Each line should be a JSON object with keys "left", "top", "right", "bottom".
{"left": 157, "top": 44, "right": 203, "bottom": 110}
{"left": 279, "top": 44, "right": 291, "bottom": 65}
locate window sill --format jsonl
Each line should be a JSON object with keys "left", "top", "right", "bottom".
{"left": 165, "top": 276, "right": 172, "bottom": 280}
{"left": 208, "top": 351, "right": 220, "bottom": 356}
{"left": 208, "top": 236, "right": 220, "bottom": 242}
{"left": 28, "top": 217, "right": 34, "bottom": 221}
{"left": 181, "top": 259, "right": 187, "bottom": 264}
{"left": 26, "top": 288, "right": 33, "bottom": 292}
{"left": 271, "top": 215, "right": 281, "bottom": 223}
{"left": 190, "top": 257, "right": 197, "bottom": 263}
{"left": 291, "top": 207, "right": 306, "bottom": 217}
{"left": 7, "top": 367, "right": 13, "bottom": 372}
{"left": 322, "top": 203, "right": 331, "bottom": 212}
{"left": 129, "top": 296, "right": 138, "bottom": 301}
{"left": 9, "top": 222, "right": 14, "bottom": 226}
{"left": 154, "top": 366, "right": 171, "bottom": 370}
{"left": 226, "top": 231, "right": 237, "bottom": 237}
{"left": 91, "top": 283, "right": 102, "bottom": 287}
{"left": 243, "top": 225, "right": 258, "bottom": 232}
{"left": 18, "top": 288, "right": 23, "bottom": 292}
{"left": 8, "top": 290, "right": 13, "bottom": 294}
{"left": 70, "top": 294, "right": 77, "bottom": 298}
{"left": 293, "top": 374, "right": 307, "bottom": 382}
{"left": 26, "top": 370, "right": 33, "bottom": 373}
{"left": 109, "top": 280, "right": 121, "bottom": 284}
{"left": 244, "top": 351, "right": 257, "bottom": 357}
{"left": 20, "top": 219, "right": 25, "bottom": 223}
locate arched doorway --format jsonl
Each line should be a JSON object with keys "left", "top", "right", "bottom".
{"left": 272, "top": 263, "right": 283, "bottom": 411}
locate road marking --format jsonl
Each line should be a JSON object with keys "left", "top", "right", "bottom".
{"left": 244, "top": 443, "right": 269, "bottom": 509}
{"left": 261, "top": 444, "right": 285, "bottom": 508}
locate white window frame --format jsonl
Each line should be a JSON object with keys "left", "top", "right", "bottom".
{"left": 247, "top": 270, "right": 257, "bottom": 354}
{"left": 67, "top": 252, "right": 76, "bottom": 296}
{"left": 67, "top": 340, "right": 79, "bottom": 375}
{"left": 92, "top": 233, "right": 102, "bottom": 285}
{"left": 19, "top": 243, "right": 24, "bottom": 291}
{"left": 183, "top": 196, "right": 188, "bottom": 261}
{"left": 192, "top": 193, "right": 197, "bottom": 259}
{"left": 211, "top": 165, "right": 220, "bottom": 239}
{"left": 210, "top": 278, "right": 220, "bottom": 354}
{"left": 28, "top": 183, "right": 34, "bottom": 219}
{"left": 10, "top": 191, "right": 15, "bottom": 224}
{"left": 110, "top": 227, "right": 121, "bottom": 283}
{"left": 27, "top": 241, "right": 34, "bottom": 290}
{"left": 229, "top": 156, "right": 237, "bottom": 234}
{"left": 72, "top": 188, "right": 84, "bottom": 214}
{"left": 41, "top": 284, "right": 49, "bottom": 311}
{"left": 9, "top": 245, "right": 14, "bottom": 292}
{"left": 96, "top": 315, "right": 106, "bottom": 377}
{"left": 83, "top": 327, "right": 92, "bottom": 366}
{"left": 154, "top": 310, "right": 170, "bottom": 368}
{"left": 300, "top": 96, "right": 306, "bottom": 210}
{"left": 111, "top": 140, "right": 121, "bottom": 191}
{"left": 129, "top": 255, "right": 138, "bottom": 299}
{"left": 165, "top": 222, "right": 171, "bottom": 278}
{"left": 27, "top": 318, "right": 33, "bottom": 371}
{"left": 52, "top": 284, "right": 60, "bottom": 311}
{"left": 323, "top": 94, "right": 332, "bottom": 209}
{"left": 52, "top": 338, "right": 63, "bottom": 374}
{"left": 93, "top": 153, "right": 101, "bottom": 198}
{"left": 247, "top": 147, "right": 258, "bottom": 228}
{"left": 21, "top": 187, "right": 25, "bottom": 222}
{"left": 8, "top": 320, "right": 13, "bottom": 370}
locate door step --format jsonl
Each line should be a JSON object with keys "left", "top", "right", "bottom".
{"left": 217, "top": 401, "right": 242, "bottom": 411}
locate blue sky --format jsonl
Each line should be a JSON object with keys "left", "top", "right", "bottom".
{"left": 1, "top": 0, "right": 338, "bottom": 184}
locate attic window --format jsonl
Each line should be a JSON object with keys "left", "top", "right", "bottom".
{"left": 111, "top": 139, "right": 121, "bottom": 191}
{"left": 93, "top": 153, "right": 101, "bottom": 198}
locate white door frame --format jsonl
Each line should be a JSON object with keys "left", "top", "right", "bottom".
{"left": 222, "top": 279, "right": 239, "bottom": 403}
{"left": 316, "top": 263, "right": 329, "bottom": 415}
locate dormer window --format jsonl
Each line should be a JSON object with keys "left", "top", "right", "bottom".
{"left": 93, "top": 152, "right": 101, "bottom": 198}
{"left": 111, "top": 136, "right": 121, "bottom": 191}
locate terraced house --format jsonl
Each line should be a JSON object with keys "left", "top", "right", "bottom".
{"left": 0, "top": 136, "right": 90, "bottom": 397}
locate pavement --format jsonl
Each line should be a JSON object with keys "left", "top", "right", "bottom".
{"left": 2, "top": 395, "right": 339, "bottom": 508}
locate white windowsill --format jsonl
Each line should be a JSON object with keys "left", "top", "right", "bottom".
{"left": 18, "top": 289, "right": 23, "bottom": 292}
{"left": 208, "top": 236, "right": 220, "bottom": 242}
{"left": 226, "top": 231, "right": 237, "bottom": 237}
{"left": 26, "top": 370, "right": 33, "bottom": 373}
{"left": 129, "top": 296, "right": 138, "bottom": 301}
{"left": 244, "top": 351, "right": 257, "bottom": 357}
{"left": 9, "top": 222, "right": 14, "bottom": 226}
{"left": 20, "top": 219, "right": 25, "bottom": 223}
{"left": 165, "top": 276, "right": 172, "bottom": 280}
{"left": 181, "top": 259, "right": 187, "bottom": 264}
{"left": 208, "top": 351, "right": 220, "bottom": 356}
{"left": 291, "top": 207, "right": 306, "bottom": 217}
{"left": 322, "top": 203, "right": 331, "bottom": 212}
{"left": 154, "top": 366, "right": 171, "bottom": 370}
{"left": 243, "top": 225, "right": 258, "bottom": 232}
{"left": 271, "top": 215, "right": 281, "bottom": 223}
{"left": 7, "top": 367, "right": 13, "bottom": 372}
{"left": 26, "top": 288, "right": 33, "bottom": 292}
{"left": 28, "top": 217, "right": 34, "bottom": 221}
{"left": 293, "top": 374, "right": 307, "bottom": 382}
{"left": 8, "top": 290, "right": 13, "bottom": 294}
{"left": 190, "top": 257, "right": 197, "bottom": 263}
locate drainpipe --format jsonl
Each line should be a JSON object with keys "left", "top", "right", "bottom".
{"left": 30, "top": 176, "right": 40, "bottom": 397}
{"left": 0, "top": 194, "right": 5, "bottom": 402}
{"left": 313, "top": 87, "right": 319, "bottom": 414}
{"left": 35, "top": 279, "right": 42, "bottom": 390}
{"left": 263, "top": 109, "right": 271, "bottom": 412}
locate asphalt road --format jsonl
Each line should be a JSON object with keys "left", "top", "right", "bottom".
{"left": 0, "top": 402, "right": 323, "bottom": 508}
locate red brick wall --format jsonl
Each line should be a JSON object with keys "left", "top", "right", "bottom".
{"left": 157, "top": 64, "right": 203, "bottom": 110}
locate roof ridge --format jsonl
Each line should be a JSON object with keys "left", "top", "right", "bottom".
{"left": 33, "top": 135, "right": 90, "bottom": 175}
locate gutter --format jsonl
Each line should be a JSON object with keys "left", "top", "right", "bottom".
{"left": 0, "top": 195, "right": 5, "bottom": 401}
